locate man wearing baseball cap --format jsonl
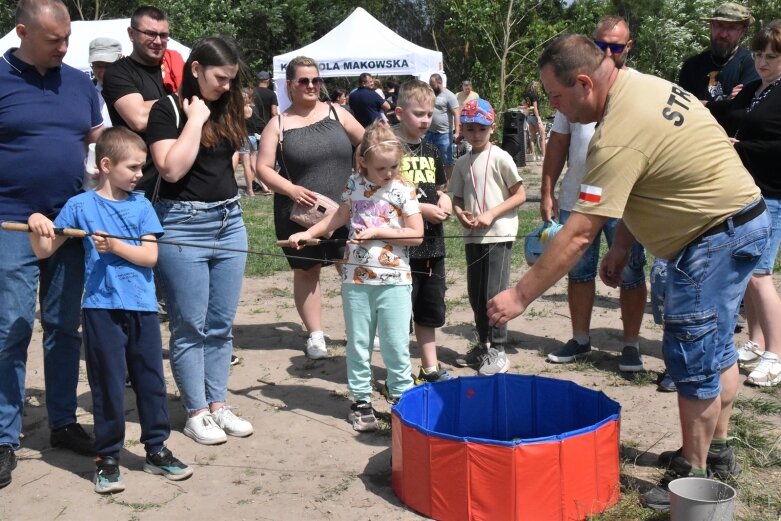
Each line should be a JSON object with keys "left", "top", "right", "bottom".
{"left": 679, "top": 2, "right": 759, "bottom": 103}
{"left": 88, "top": 37, "right": 122, "bottom": 129}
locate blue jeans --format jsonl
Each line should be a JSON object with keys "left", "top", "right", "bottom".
{"left": 342, "top": 284, "right": 413, "bottom": 402}
{"left": 0, "top": 229, "right": 84, "bottom": 449}
{"left": 154, "top": 198, "right": 247, "bottom": 412}
{"left": 424, "top": 130, "right": 454, "bottom": 166}
{"left": 753, "top": 197, "right": 781, "bottom": 275}
{"left": 560, "top": 210, "right": 646, "bottom": 288}
{"left": 239, "top": 134, "right": 259, "bottom": 155}
{"left": 663, "top": 202, "right": 769, "bottom": 399}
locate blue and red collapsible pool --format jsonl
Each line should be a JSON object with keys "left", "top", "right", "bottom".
{"left": 392, "top": 374, "right": 622, "bottom": 520}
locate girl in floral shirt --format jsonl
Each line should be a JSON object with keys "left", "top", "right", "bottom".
{"left": 288, "top": 121, "right": 423, "bottom": 431}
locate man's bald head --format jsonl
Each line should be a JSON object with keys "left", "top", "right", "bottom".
{"left": 538, "top": 34, "right": 606, "bottom": 87}
{"left": 16, "top": 0, "right": 69, "bottom": 29}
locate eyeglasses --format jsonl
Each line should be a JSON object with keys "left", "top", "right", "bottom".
{"left": 593, "top": 40, "right": 627, "bottom": 54}
{"left": 295, "top": 77, "right": 323, "bottom": 88}
{"left": 131, "top": 26, "right": 170, "bottom": 42}
{"left": 752, "top": 52, "right": 781, "bottom": 62}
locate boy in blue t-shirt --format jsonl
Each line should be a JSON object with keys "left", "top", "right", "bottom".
{"left": 28, "top": 127, "right": 192, "bottom": 494}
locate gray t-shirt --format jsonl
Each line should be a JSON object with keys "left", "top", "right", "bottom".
{"left": 430, "top": 88, "right": 458, "bottom": 134}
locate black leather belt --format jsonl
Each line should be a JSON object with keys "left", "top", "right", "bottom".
{"left": 698, "top": 199, "right": 766, "bottom": 241}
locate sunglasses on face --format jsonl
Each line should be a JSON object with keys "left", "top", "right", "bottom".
{"left": 131, "top": 26, "right": 170, "bottom": 42}
{"left": 295, "top": 77, "right": 323, "bottom": 88}
{"left": 593, "top": 40, "right": 627, "bottom": 54}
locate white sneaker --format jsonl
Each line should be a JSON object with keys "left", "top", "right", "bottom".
{"left": 211, "top": 407, "right": 254, "bottom": 437}
{"left": 184, "top": 411, "right": 227, "bottom": 445}
{"left": 737, "top": 340, "right": 763, "bottom": 370}
{"left": 306, "top": 336, "right": 328, "bottom": 359}
{"left": 746, "top": 352, "right": 781, "bottom": 387}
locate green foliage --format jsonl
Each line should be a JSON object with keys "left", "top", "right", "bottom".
{"left": 4, "top": 0, "right": 781, "bottom": 114}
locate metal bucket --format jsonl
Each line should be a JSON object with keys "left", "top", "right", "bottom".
{"left": 669, "top": 477, "right": 736, "bottom": 521}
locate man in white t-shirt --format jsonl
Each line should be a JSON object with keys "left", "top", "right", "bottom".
{"left": 540, "top": 16, "right": 647, "bottom": 372}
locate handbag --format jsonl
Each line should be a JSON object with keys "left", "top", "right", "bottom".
{"left": 289, "top": 193, "right": 339, "bottom": 236}
{"left": 279, "top": 106, "right": 342, "bottom": 236}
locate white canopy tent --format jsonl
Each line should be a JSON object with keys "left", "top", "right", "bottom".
{"left": 272, "top": 7, "right": 443, "bottom": 110}
{"left": 0, "top": 18, "right": 190, "bottom": 79}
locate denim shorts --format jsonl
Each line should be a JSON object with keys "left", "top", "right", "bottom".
{"left": 662, "top": 201, "right": 769, "bottom": 399}
{"left": 239, "top": 134, "right": 259, "bottom": 155}
{"left": 424, "top": 131, "right": 454, "bottom": 166}
{"left": 753, "top": 197, "right": 781, "bottom": 275}
{"left": 559, "top": 210, "right": 646, "bottom": 288}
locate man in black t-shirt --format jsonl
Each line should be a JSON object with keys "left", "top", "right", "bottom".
{"left": 251, "top": 71, "right": 278, "bottom": 136}
{"left": 678, "top": 3, "right": 758, "bottom": 104}
{"left": 102, "top": 6, "right": 169, "bottom": 192}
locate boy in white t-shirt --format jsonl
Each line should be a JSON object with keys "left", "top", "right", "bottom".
{"left": 450, "top": 99, "right": 526, "bottom": 375}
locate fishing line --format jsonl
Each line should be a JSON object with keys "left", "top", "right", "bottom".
{"left": 2, "top": 222, "right": 530, "bottom": 280}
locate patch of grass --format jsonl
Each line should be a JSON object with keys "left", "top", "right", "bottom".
{"left": 104, "top": 497, "right": 170, "bottom": 512}
{"left": 241, "top": 196, "right": 290, "bottom": 278}
{"left": 375, "top": 410, "right": 392, "bottom": 437}
{"left": 626, "top": 370, "right": 658, "bottom": 387}
{"left": 445, "top": 295, "right": 470, "bottom": 310}
{"left": 735, "top": 396, "right": 781, "bottom": 416}
{"left": 314, "top": 474, "right": 355, "bottom": 502}
{"left": 587, "top": 490, "right": 668, "bottom": 520}
{"left": 735, "top": 483, "right": 781, "bottom": 521}
{"left": 731, "top": 411, "right": 781, "bottom": 469}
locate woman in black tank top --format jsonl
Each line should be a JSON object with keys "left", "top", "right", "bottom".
{"left": 256, "top": 56, "right": 364, "bottom": 360}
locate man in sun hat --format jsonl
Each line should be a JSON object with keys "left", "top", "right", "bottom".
{"left": 88, "top": 37, "right": 122, "bottom": 129}
{"left": 679, "top": 2, "right": 758, "bottom": 103}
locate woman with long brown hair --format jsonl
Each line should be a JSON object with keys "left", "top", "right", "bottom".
{"left": 147, "top": 37, "right": 253, "bottom": 445}
{"left": 256, "top": 56, "right": 363, "bottom": 359}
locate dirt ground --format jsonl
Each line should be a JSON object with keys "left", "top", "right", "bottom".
{"left": 2, "top": 163, "right": 779, "bottom": 521}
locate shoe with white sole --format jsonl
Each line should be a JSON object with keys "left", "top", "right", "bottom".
{"left": 737, "top": 340, "right": 763, "bottom": 371}
{"left": 211, "top": 406, "right": 254, "bottom": 437}
{"left": 745, "top": 352, "right": 781, "bottom": 387}
{"left": 306, "top": 336, "right": 328, "bottom": 359}
{"left": 618, "top": 345, "right": 644, "bottom": 372}
{"left": 184, "top": 411, "right": 227, "bottom": 445}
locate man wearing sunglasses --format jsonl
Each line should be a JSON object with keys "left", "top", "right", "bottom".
{"left": 102, "top": 5, "right": 170, "bottom": 193}
{"left": 540, "top": 16, "right": 647, "bottom": 374}
{"left": 679, "top": 3, "right": 758, "bottom": 104}
{"left": 348, "top": 72, "right": 391, "bottom": 128}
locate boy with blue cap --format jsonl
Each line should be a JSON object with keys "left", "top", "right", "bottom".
{"left": 450, "top": 99, "right": 526, "bottom": 375}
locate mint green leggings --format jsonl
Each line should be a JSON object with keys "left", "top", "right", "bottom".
{"left": 342, "top": 284, "right": 413, "bottom": 402}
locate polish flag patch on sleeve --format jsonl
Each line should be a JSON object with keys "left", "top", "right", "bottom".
{"left": 579, "top": 184, "right": 603, "bottom": 203}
